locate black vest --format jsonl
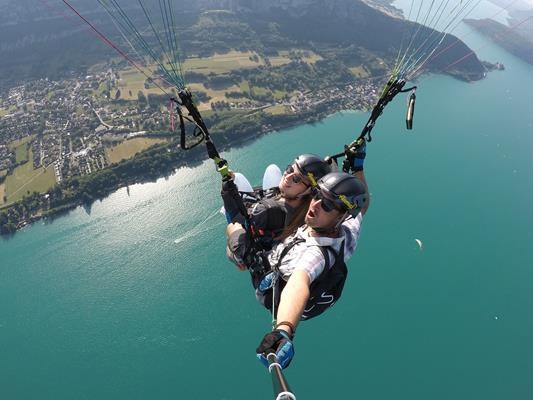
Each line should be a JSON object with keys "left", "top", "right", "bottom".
{"left": 258, "top": 237, "right": 348, "bottom": 320}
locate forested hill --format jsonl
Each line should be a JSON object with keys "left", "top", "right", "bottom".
{"left": 233, "top": 0, "right": 484, "bottom": 79}
{"left": 464, "top": 18, "right": 533, "bottom": 66}
{"left": 0, "top": 0, "right": 484, "bottom": 89}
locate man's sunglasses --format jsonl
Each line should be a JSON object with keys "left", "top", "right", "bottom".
{"left": 284, "top": 165, "right": 309, "bottom": 186}
{"left": 312, "top": 189, "right": 341, "bottom": 213}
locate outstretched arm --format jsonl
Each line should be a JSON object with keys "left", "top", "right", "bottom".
{"left": 255, "top": 269, "right": 310, "bottom": 369}
{"left": 275, "top": 270, "right": 310, "bottom": 336}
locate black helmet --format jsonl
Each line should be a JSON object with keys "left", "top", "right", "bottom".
{"left": 316, "top": 172, "right": 368, "bottom": 217}
{"left": 294, "top": 154, "right": 332, "bottom": 187}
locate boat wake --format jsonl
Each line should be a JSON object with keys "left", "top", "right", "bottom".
{"left": 174, "top": 209, "right": 223, "bottom": 245}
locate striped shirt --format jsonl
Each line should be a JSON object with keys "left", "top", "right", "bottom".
{"left": 266, "top": 213, "right": 364, "bottom": 284}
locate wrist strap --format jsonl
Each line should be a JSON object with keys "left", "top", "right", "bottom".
{"left": 275, "top": 321, "right": 296, "bottom": 337}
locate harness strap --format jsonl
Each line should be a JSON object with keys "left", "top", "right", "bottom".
{"left": 315, "top": 240, "right": 345, "bottom": 284}
{"left": 272, "top": 238, "right": 306, "bottom": 273}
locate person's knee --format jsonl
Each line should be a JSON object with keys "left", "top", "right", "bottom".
{"left": 226, "top": 245, "right": 247, "bottom": 271}
{"left": 226, "top": 222, "right": 244, "bottom": 236}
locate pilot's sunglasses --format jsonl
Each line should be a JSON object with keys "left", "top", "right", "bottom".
{"left": 312, "top": 190, "right": 339, "bottom": 213}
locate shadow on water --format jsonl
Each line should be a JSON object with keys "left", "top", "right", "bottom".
{"left": 0, "top": 231, "right": 15, "bottom": 241}
{"left": 82, "top": 202, "right": 92, "bottom": 216}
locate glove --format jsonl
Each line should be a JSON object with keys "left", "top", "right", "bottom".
{"left": 258, "top": 271, "right": 276, "bottom": 291}
{"left": 256, "top": 329, "right": 294, "bottom": 369}
{"left": 345, "top": 139, "right": 366, "bottom": 173}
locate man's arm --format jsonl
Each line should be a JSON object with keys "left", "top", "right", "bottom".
{"left": 255, "top": 269, "right": 310, "bottom": 369}
{"left": 275, "top": 270, "right": 310, "bottom": 336}
{"left": 354, "top": 170, "right": 369, "bottom": 215}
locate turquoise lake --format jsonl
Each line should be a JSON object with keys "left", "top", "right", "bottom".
{"left": 1, "top": 24, "right": 533, "bottom": 400}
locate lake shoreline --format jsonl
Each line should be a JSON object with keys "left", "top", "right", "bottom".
{"left": 0, "top": 64, "right": 492, "bottom": 237}
{"left": 0, "top": 103, "right": 351, "bottom": 237}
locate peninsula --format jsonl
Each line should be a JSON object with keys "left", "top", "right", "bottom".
{"left": 464, "top": 18, "right": 533, "bottom": 66}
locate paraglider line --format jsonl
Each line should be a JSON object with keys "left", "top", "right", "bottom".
{"left": 422, "top": 0, "right": 521, "bottom": 68}
{"left": 61, "top": 0, "right": 169, "bottom": 95}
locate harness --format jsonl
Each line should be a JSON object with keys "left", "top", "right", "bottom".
{"left": 237, "top": 197, "right": 288, "bottom": 277}
{"left": 222, "top": 178, "right": 289, "bottom": 264}
{"left": 256, "top": 236, "right": 348, "bottom": 321}
{"left": 249, "top": 198, "right": 287, "bottom": 241}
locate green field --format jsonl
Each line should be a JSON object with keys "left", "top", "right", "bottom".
{"left": 349, "top": 65, "right": 371, "bottom": 78}
{"left": 250, "top": 86, "right": 270, "bottom": 96}
{"left": 14, "top": 143, "right": 29, "bottom": 164}
{"left": 8, "top": 136, "right": 34, "bottom": 164}
{"left": 1, "top": 105, "right": 17, "bottom": 117}
{"left": 116, "top": 68, "right": 165, "bottom": 100}
{"left": 273, "top": 90, "right": 291, "bottom": 100}
{"left": 265, "top": 105, "right": 291, "bottom": 115}
{"left": 113, "top": 49, "right": 323, "bottom": 106}
{"left": 8, "top": 136, "right": 34, "bottom": 150}
{"left": 4, "top": 149, "right": 56, "bottom": 204}
{"left": 183, "top": 49, "right": 322, "bottom": 73}
{"left": 269, "top": 50, "right": 323, "bottom": 66}
{"left": 239, "top": 80, "right": 251, "bottom": 94}
{"left": 189, "top": 80, "right": 292, "bottom": 110}
{"left": 187, "top": 82, "right": 243, "bottom": 110}
{"left": 96, "top": 81, "right": 108, "bottom": 96}
{"left": 105, "top": 137, "right": 168, "bottom": 164}
{"left": 0, "top": 182, "right": 5, "bottom": 205}
{"left": 184, "top": 51, "right": 260, "bottom": 74}
{"left": 248, "top": 85, "right": 292, "bottom": 102}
